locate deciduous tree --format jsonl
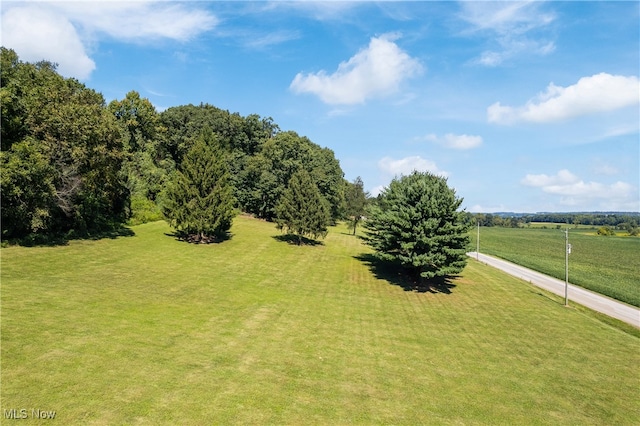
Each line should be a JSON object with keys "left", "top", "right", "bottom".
{"left": 0, "top": 48, "right": 127, "bottom": 239}
{"left": 0, "top": 139, "right": 56, "bottom": 236}
{"left": 239, "top": 131, "right": 344, "bottom": 221}
{"left": 344, "top": 176, "right": 368, "bottom": 235}
{"left": 109, "top": 91, "right": 173, "bottom": 224}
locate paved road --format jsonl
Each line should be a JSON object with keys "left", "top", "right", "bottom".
{"left": 468, "top": 252, "right": 640, "bottom": 328}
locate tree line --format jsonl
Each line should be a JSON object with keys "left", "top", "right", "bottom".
{"left": 467, "top": 212, "right": 639, "bottom": 232}
{"left": 1, "top": 48, "right": 361, "bottom": 241}
{"left": 1, "top": 48, "right": 471, "bottom": 285}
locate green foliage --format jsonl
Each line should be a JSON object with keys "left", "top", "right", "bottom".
{"left": 109, "top": 91, "right": 174, "bottom": 223}
{"left": 160, "top": 104, "right": 276, "bottom": 164}
{"left": 468, "top": 212, "right": 640, "bottom": 229}
{"left": 158, "top": 103, "right": 298, "bottom": 219}
{"left": 164, "top": 128, "right": 236, "bottom": 242}
{"left": 275, "top": 169, "right": 330, "bottom": 244}
{"left": 0, "top": 48, "right": 345, "bottom": 238}
{"left": 469, "top": 213, "right": 520, "bottom": 228}
{"left": 1, "top": 48, "right": 28, "bottom": 151}
{"left": 239, "top": 131, "right": 344, "bottom": 221}
{"left": 596, "top": 225, "right": 616, "bottom": 236}
{"left": 364, "top": 171, "right": 470, "bottom": 282}
{"left": 128, "top": 195, "right": 163, "bottom": 226}
{"left": 0, "top": 48, "right": 128, "bottom": 239}
{"left": 344, "top": 176, "right": 368, "bottom": 235}
{"left": 108, "top": 91, "right": 161, "bottom": 152}
{"left": 0, "top": 139, "right": 56, "bottom": 236}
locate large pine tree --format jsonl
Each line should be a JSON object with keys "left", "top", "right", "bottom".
{"left": 363, "top": 171, "right": 470, "bottom": 284}
{"left": 275, "top": 169, "right": 330, "bottom": 245}
{"left": 164, "top": 128, "right": 235, "bottom": 242}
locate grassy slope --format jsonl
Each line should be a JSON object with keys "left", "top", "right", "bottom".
{"left": 2, "top": 217, "right": 639, "bottom": 425}
{"left": 469, "top": 227, "right": 640, "bottom": 307}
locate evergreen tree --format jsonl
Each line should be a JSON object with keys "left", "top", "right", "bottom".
{"left": 363, "top": 171, "right": 470, "bottom": 283}
{"left": 275, "top": 169, "right": 330, "bottom": 245}
{"left": 164, "top": 128, "right": 235, "bottom": 242}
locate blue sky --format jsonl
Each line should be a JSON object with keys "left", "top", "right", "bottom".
{"left": 2, "top": 1, "right": 639, "bottom": 212}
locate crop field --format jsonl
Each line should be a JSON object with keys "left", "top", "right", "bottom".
{"left": 470, "top": 226, "right": 640, "bottom": 307}
{"left": 2, "top": 216, "right": 639, "bottom": 424}
{"left": 527, "top": 222, "right": 601, "bottom": 230}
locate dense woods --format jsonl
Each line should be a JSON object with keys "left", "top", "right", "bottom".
{"left": 1, "top": 48, "right": 127, "bottom": 239}
{"left": 1, "top": 48, "right": 346, "bottom": 242}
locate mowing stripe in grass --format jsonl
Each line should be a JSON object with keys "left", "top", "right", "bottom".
{"left": 2, "top": 217, "right": 639, "bottom": 424}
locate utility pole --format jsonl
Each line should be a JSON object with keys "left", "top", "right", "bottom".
{"left": 564, "top": 228, "right": 571, "bottom": 307}
{"left": 476, "top": 222, "right": 480, "bottom": 261}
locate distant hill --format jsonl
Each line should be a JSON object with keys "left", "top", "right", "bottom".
{"left": 491, "top": 212, "right": 640, "bottom": 218}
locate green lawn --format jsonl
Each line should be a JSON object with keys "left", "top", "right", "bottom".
{"left": 2, "top": 216, "right": 639, "bottom": 424}
{"left": 470, "top": 226, "right": 640, "bottom": 307}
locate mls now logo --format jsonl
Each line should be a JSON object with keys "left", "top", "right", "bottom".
{"left": 4, "top": 408, "right": 56, "bottom": 419}
{"left": 31, "top": 409, "right": 57, "bottom": 419}
{"left": 3, "top": 409, "right": 27, "bottom": 419}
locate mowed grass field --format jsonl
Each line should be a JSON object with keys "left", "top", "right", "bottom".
{"left": 2, "top": 216, "right": 639, "bottom": 424}
{"left": 470, "top": 226, "right": 640, "bottom": 307}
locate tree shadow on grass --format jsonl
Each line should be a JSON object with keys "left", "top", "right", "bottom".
{"left": 339, "top": 231, "right": 361, "bottom": 237}
{"left": 164, "top": 231, "right": 232, "bottom": 244}
{"left": 272, "top": 234, "right": 324, "bottom": 246}
{"left": 354, "top": 253, "right": 458, "bottom": 294}
{"left": 87, "top": 226, "right": 136, "bottom": 240}
{"left": 6, "top": 225, "right": 135, "bottom": 247}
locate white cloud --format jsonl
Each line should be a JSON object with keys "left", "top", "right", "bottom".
{"left": 477, "top": 51, "right": 503, "bottom": 67}
{"left": 521, "top": 169, "right": 580, "bottom": 187}
{"left": 421, "top": 133, "right": 483, "bottom": 150}
{"left": 592, "top": 162, "right": 618, "bottom": 176}
{"left": 49, "top": 2, "right": 218, "bottom": 42}
{"left": 476, "top": 40, "right": 555, "bottom": 67}
{"left": 460, "top": 1, "right": 555, "bottom": 35}
{"left": 1, "top": 6, "right": 95, "bottom": 79}
{"left": 243, "top": 30, "right": 300, "bottom": 49}
{"left": 488, "top": 73, "right": 640, "bottom": 124}
{"left": 378, "top": 156, "right": 448, "bottom": 178}
{"left": 521, "top": 169, "right": 638, "bottom": 210}
{"left": 269, "top": 1, "right": 362, "bottom": 22}
{"left": 290, "top": 33, "right": 423, "bottom": 105}
{"left": 459, "top": 1, "right": 556, "bottom": 66}
{"left": 469, "top": 204, "right": 508, "bottom": 214}
{"left": 1, "top": 2, "right": 217, "bottom": 80}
